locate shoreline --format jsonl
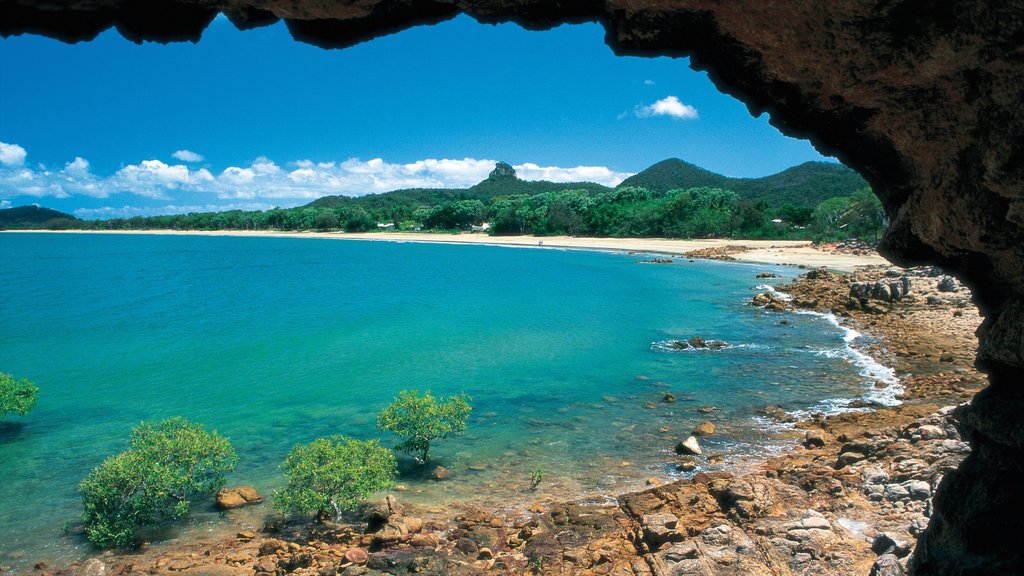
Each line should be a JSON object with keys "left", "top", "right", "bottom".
{"left": 6, "top": 244, "right": 980, "bottom": 576}
{"left": 1, "top": 229, "right": 889, "bottom": 272}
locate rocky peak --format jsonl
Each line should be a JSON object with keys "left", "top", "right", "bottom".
{"left": 488, "top": 161, "right": 516, "bottom": 180}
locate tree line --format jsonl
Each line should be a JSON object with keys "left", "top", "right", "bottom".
{"left": 35, "top": 185, "right": 885, "bottom": 243}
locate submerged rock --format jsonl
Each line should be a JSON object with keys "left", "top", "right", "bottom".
{"left": 667, "top": 337, "right": 729, "bottom": 351}
{"left": 693, "top": 421, "right": 716, "bottom": 436}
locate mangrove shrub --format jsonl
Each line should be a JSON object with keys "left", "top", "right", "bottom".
{"left": 377, "top": 390, "right": 472, "bottom": 463}
{"left": 79, "top": 417, "right": 237, "bottom": 547}
{"left": 0, "top": 372, "right": 38, "bottom": 420}
{"left": 273, "top": 436, "right": 397, "bottom": 522}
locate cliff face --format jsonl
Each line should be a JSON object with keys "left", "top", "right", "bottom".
{"left": 3, "top": 1, "right": 1022, "bottom": 573}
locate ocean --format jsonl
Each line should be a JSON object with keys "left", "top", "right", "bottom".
{"left": 0, "top": 233, "right": 896, "bottom": 569}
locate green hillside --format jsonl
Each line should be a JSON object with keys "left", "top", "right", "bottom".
{"left": 616, "top": 158, "right": 731, "bottom": 192}
{"left": 617, "top": 159, "right": 868, "bottom": 207}
{"left": 0, "top": 205, "right": 79, "bottom": 229}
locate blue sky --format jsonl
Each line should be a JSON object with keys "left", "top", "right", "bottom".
{"left": 0, "top": 14, "right": 833, "bottom": 218}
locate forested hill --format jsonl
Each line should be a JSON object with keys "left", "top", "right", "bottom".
{"left": 0, "top": 205, "right": 79, "bottom": 229}
{"left": 307, "top": 161, "right": 611, "bottom": 211}
{"left": 618, "top": 159, "right": 868, "bottom": 207}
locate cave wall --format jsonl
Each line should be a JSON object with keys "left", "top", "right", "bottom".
{"left": 3, "top": 1, "right": 1022, "bottom": 573}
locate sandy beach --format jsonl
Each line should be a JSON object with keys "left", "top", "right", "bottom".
{"left": 4, "top": 230, "right": 889, "bottom": 272}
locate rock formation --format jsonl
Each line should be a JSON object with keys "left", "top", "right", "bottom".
{"left": 2, "top": 1, "right": 1021, "bottom": 573}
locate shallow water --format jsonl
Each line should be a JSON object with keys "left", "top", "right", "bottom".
{"left": 0, "top": 233, "right": 894, "bottom": 569}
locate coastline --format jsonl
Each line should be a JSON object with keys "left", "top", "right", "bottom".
{"left": 1, "top": 229, "right": 889, "bottom": 272}
{"left": 20, "top": 255, "right": 984, "bottom": 576}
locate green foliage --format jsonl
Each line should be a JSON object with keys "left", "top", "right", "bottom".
{"left": 79, "top": 417, "right": 237, "bottom": 548}
{"left": 274, "top": 436, "right": 397, "bottom": 522}
{"left": 810, "top": 188, "right": 886, "bottom": 242}
{"left": 0, "top": 372, "right": 39, "bottom": 419}
{"left": 530, "top": 467, "right": 544, "bottom": 490}
{"left": 376, "top": 390, "right": 472, "bottom": 463}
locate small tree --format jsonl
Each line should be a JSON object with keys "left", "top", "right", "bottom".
{"left": 79, "top": 417, "right": 237, "bottom": 548}
{"left": 274, "top": 436, "right": 397, "bottom": 522}
{"left": 0, "top": 372, "right": 39, "bottom": 420}
{"left": 377, "top": 390, "right": 472, "bottom": 463}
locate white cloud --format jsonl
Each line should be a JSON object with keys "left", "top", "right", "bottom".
{"left": 514, "top": 163, "right": 631, "bottom": 187}
{"left": 644, "top": 79, "right": 655, "bottom": 85}
{"left": 172, "top": 149, "right": 204, "bottom": 163}
{"left": 1, "top": 142, "right": 636, "bottom": 211}
{"left": 0, "top": 142, "right": 28, "bottom": 166}
{"left": 635, "top": 96, "right": 699, "bottom": 120}
{"left": 0, "top": 199, "right": 10, "bottom": 209}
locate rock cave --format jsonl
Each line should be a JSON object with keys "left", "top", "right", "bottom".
{"left": 2, "top": 1, "right": 1021, "bottom": 574}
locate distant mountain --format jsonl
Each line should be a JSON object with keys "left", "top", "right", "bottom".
{"left": 306, "top": 162, "right": 611, "bottom": 211}
{"left": 0, "top": 205, "right": 79, "bottom": 229}
{"left": 616, "top": 159, "right": 868, "bottom": 207}
{"left": 616, "top": 158, "right": 731, "bottom": 192}
{"left": 309, "top": 158, "right": 867, "bottom": 212}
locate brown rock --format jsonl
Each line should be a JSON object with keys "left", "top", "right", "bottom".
{"left": 693, "top": 421, "right": 716, "bottom": 436}
{"left": 431, "top": 465, "right": 450, "bottom": 480}
{"left": 215, "top": 486, "right": 262, "bottom": 510}
{"left": 344, "top": 548, "right": 368, "bottom": 564}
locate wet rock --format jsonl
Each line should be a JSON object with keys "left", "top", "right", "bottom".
{"left": 75, "top": 559, "right": 108, "bottom": 576}
{"left": 430, "top": 465, "right": 449, "bottom": 480}
{"left": 692, "top": 421, "right": 715, "bottom": 436}
{"left": 751, "top": 292, "right": 789, "bottom": 311}
{"left": 455, "top": 538, "right": 479, "bottom": 555}
{"left": 259, "top": 539, "right": 288, "bottom": 556}
{"left": 662, "top": 392, "right": 676, "bottom": 403}
{"left": 675, "top": 436, "right": 703, "bottom": 456}
{"left": 215, "top": 486, "right": 262, "bottom": 509}
{"left": 760, "top": 405, "right": 797, "bottom": 423}
{"left": 676, "top": 457, "right": 697, "bottom": 472}
{"left": 344, "top": 548, "right": 368, "bottom": 564}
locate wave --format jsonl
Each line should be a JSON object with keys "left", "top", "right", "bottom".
{"left": 788, "top": 308, "right": 903, "bottom": 415}
{"left": 755, "top": 283, "right": 794, "bottom": 301}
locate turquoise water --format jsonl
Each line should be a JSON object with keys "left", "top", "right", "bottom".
{"left": 0, "top": 233, "right": 888, "bottom": 569}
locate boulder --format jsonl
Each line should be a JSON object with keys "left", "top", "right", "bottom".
{"left": 362, "top": 495, "right": 403, "bottom": 522}
{"left": 803, "top": 429, "right": 827, "bottom": 448}
{"left": 937, "top": 276, "right": 958, "bottom": 292}
{"left": 431, "top": 465, "right": 450, "bottom": 480}
{"left": 215, "top": 486, "right": 262, "bottom": 510}
{"left": 675, "top": 436, "right": 703, "bottom": 456}
{"left": 692, "top": 421, "right": 716, "bottom": 436}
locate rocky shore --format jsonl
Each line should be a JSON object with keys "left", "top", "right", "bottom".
{"left": 33, "top": 265, "right": 982, "bottom": 576}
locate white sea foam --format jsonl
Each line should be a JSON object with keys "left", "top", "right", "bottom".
{"left": 788, "top": 308, "right": 903, "bottom": 415}
{"left": 756, "top": 283, "right": 794, "bottom": 301}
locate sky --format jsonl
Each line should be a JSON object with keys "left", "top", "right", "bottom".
{"left": 0, "top": 14, "right": 834, "bottom": 219}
